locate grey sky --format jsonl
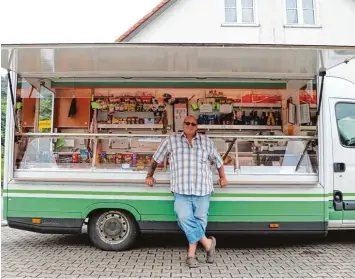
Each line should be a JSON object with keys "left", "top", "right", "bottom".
{"left": 1, "top": 0, "right": 161, "bottom": 43}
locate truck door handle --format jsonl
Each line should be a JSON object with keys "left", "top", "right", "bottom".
{"left": 334, "top": 162, "right": 346, "bottom": 172}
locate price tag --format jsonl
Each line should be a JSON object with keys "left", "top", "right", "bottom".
{"left": 199, "top": 104, "right": 213, "bottom": 113}
{"left": 219, "top": 104, "right": 232, "bottom": 113}
{"left": 138, "top": 138, "right": 163, "bottom": 142}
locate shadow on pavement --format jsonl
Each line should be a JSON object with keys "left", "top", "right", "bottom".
{"left": 139, "top": 230, "right": 355, "bottom": 248}
{"left": 50, "top": 230, "right": 355, "bottom": 250}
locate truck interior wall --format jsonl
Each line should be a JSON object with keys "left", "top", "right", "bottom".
{"left": 12, "top": 77, "right": 319, "bottom": 178}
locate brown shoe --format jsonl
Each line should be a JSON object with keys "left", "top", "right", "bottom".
{"left": 205, "top": 236, "right": 216, "bottom": 263}
{"left": 186, "top": 256, "right": 199, "bottom": 268}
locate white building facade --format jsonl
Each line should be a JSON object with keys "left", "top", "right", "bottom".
{"left": 118, "top": 0, "right": 355, "bottom": 46}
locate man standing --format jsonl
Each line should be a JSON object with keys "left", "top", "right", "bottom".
{"left": 145, "top": 115, "right": 228, "bottom": 268}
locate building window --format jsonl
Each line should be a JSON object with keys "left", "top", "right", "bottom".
{"left": 224, "top": 0, "right": 255, "bottom": 24}
{"left": 286, "top": 0, "right": 315, "bottom": 25}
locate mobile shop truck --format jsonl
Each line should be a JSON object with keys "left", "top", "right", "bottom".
{"left": 1, "top": 43, "right": 355, "bottom": 251}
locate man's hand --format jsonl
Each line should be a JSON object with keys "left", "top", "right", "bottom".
{"left": 145, "top": 176, "right": 155, "bottom": 187}
{"left": 217, "top": 177, "right": 228, "bottom": 188}
{"left": 146, "top": 160, "right": 158, "bottom": 187}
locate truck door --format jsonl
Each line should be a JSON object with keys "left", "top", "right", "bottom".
{"left": 329, "top": 98, "right": 355, "bottom": 226}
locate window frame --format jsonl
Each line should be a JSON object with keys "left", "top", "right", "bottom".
{"left": 284, "top": 0, "right": 317, "bottom": 26}
{"left": 334, "top": 102, "right": 355, "bottom": 149}
{"left": 223, "top": 0, "right": 258, "bottom": 26}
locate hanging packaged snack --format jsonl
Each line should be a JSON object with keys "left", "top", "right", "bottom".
{"left": 106, "top": 154, "right": 115, "bottom": 164}
{"left": 95, "top": 99, "right": 103, "bottom": 109}
{"left": 108, "top": 104, "right": 115, "bottom": 113}
{"left": 115, "top": 153, "right": 123, "bottom": 164}
{"left": 141, "top": 96, "right": 152, "bottom": 104}
{"left": 136, "top": 154, "right": 146, "bottom": 168}
{"left": 142, "top": 103, "right": 151, "bottom": 112}
{"left": 122, "top": 98, "right": 128, "bottom": 111}
{"left": 118, "top": 100, "right": 125, "bottom": 112}
{"left": 101, "top": 100, "right": 108, "bottom": 111}
{"left": 100, "top": 152, "right": 107, "bottom": 163}
{"left": 124, "top": 154, "right": 133, "bottom": 166}
{"left": 127, "top": 99, "right": 136, "bottom": 112}
{"left": 132, "top": 152, "right": 137, "bottom": 167}
{"left": 136, "top": 98, "right": 143, "bottom": 112}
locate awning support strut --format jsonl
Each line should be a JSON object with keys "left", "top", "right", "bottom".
{"left": 295, "top": 140, "right": 312, "bottom": 172}
{"left": 7, "top": 70, "right": 18, "bottom": 131}
{"left": 316, "top": 70, "right": 326, "bottom": 119}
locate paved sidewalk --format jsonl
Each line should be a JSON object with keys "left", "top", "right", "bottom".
{"left": 1, "top": 227, "right": 355, "bottom": 278}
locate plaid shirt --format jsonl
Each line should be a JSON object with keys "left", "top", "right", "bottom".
{"left": 153, "top": 133, "right": 224, "bottom": 196}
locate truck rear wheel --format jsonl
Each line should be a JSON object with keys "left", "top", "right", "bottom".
{"left": 88, "top": 209, "right": 138, "bottom": 251}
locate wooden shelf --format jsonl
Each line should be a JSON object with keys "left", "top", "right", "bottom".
{"left": 195, "top": 103, "right": 317, "bottom": 112}
{"left": 98, "top": 111, "right": 154, "bottom": 113}
{"left": 198, "top": 125, "right": 282, "bottom": 130}
{"left": 232, "top": 103, "right": 281, "bottom": 108}
{"left": 98, "top": 124, "right": 164, "bottom": 129}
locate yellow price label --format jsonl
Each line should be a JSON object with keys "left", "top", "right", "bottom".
{"left": 38, "top": 120, "right": 52, "bottom": 129}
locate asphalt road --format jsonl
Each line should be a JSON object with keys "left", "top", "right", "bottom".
{"left": 1, "top": 227, "right": 355, "bottom": 278}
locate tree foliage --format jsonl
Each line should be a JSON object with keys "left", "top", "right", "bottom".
{"left": 1, "top": 75, "right": 7, "bottom": 147}
{"left": 1, "top": 75, "right": 7, "bottom": 182}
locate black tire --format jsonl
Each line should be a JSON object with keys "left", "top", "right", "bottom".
{"left": 88, "top": 209, "right": 139, "bottom": 251}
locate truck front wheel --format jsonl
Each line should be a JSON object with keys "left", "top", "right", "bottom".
{"left": 88, "top": 209, "right": 138, "bottom": 251}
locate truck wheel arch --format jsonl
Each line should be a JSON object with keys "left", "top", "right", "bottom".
{"left": 83, "top": 202, "right": 141, "bottom": 221}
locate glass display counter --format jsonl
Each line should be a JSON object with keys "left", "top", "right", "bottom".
{"left": 13, "top": 133, "right": 318, "bottom": 183}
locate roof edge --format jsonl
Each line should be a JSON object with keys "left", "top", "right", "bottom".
{"left": 114, "top": 0, "right": 177, "bottom": 43}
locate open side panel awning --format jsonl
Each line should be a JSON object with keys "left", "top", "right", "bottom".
{"left": 2, "top": 43, "right": 354, "bottom": 80}
{"left": 0, "top": 43, "right": 327, "bottom": 80}
{"left": 320, "top": 49, "right": 355, "bottom": 85}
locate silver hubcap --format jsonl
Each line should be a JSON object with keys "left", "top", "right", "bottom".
{"left": 96, "top": 211, "right": 130, "bottom": 244}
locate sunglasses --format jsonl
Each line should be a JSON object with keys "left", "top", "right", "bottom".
{"left": 184, "top": 122, "right": 197, "bottom": 127}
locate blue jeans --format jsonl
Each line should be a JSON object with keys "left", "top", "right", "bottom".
{"left": 173, "top": 193, "right": 211, "bottom": 244}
